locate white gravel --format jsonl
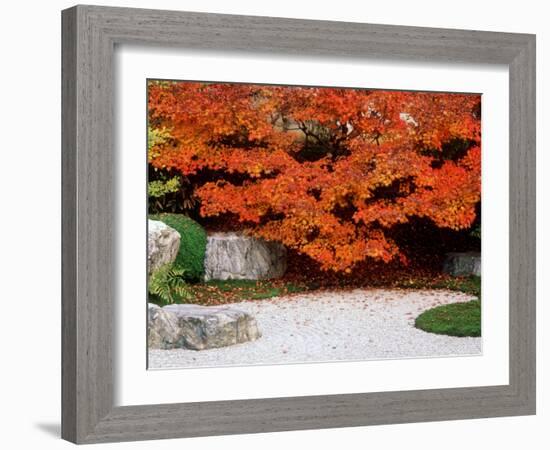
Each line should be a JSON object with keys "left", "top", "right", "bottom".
{"left": 148, "top": 289, "right": 481, "bottom": 369}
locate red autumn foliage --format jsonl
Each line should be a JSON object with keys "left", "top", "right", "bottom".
{"left": 148, "top": 81, "right": 481, "bottom": 272}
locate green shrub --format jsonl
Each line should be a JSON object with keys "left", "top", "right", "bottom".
{"left": 149, "top": 213, "right": 207, "bottom": 281}
{"left": 148, "top": 176, "right": 180, "bottom": 198}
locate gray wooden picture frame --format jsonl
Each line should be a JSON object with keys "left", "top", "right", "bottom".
{"left": 62, "top": 4, "right": 536, "bottom": 444}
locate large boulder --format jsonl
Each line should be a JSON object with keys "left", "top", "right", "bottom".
{"left": 148, "top": 303, "right": 182, "bottom": 349}
{"left": 443, "top": 252, "right": 481, "bottom": 277}
{"left": 204, "top": 232, "right": 286, "bottom": 281}
{"left": 159, "top": 304, "right": 261, "bottom": 350}
{"left": 148, "top": 220, "right": 181, "bottom": 277}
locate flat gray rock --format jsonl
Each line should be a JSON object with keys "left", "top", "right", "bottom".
{"left": 443, "top": 252, "right": 481, "bottom": 277}
{"left": 204, "top": 232, "right": 286, "bottom": 281}
{"left": 158, "top": 303, "right": 261, "bottom": 350}
{"left": 148, "top": 303, "right": 182, "bottom": 349}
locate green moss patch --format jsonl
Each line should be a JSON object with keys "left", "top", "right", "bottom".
{"left": 413, "top": 275, "right": 481, "bottom": 337}
{"left": 415, "top": 297, "right": 481, "bottom": 337}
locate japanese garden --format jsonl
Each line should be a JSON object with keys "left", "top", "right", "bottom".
{"left": 146, "top": 80, "right": 482, "bottom": 369}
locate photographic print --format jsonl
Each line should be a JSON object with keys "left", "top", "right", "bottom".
{"left": 146, "top": 80, "right": 482, "bottom": 370}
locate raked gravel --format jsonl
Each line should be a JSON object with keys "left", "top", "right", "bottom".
{"left": 148, "top": 289, "right": 481, "bottom": 369}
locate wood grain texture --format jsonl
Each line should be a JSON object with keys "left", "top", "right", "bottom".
{"left": 61, "top": 7, "right": 77, "bottom": 443}
{"left": 61, "top": 4, "right": 536, "bottom": 444}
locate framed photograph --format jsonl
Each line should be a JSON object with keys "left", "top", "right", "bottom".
{"left": 62, "top": 5, "right": 536, "bottom": 444}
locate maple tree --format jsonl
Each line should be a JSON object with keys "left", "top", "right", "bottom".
{"left": 148, "top": 81, "right": 481, "bottom": 272}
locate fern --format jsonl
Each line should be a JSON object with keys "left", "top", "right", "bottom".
{"left": 149, "top": 264, "right": 191, "bottom": 304}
